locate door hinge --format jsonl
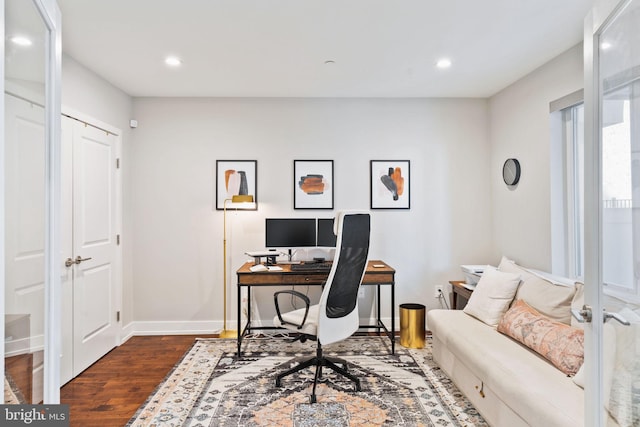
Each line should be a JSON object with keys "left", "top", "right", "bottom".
{"left": 116, "top": 158, "right": 120, "bottom": 169}
{"left": 117, "top": 234, "right": 120, "bottom": 245}
{"left": 116, "top": 311, "right": 120, "bottom": 322}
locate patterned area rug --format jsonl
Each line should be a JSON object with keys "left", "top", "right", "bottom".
{"left": 127, "top": 336, "right": 487, "bottom": 427}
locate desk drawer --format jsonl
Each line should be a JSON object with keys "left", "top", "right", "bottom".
{"left": 282, "top": 274, "right": 326, "bottom": 285}
{"left": 237, "top": 274, "right": 284, "bottom": 285}
{"left": 361, "top": 273, "right": 394, "bottom": 284}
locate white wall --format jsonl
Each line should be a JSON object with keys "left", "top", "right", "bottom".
{"left": 61, "top": 54, "right": 135, "bottom": 326}
{"left": 130, "top": 97, "right": 493, "bottom": 331}
{"left": 59, "top": 42, "right": 585, "bottom": 333}
{"left": 489, "top": 44, "right": 584, "bottom": 271}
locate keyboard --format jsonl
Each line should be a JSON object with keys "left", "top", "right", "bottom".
{"left": 290, "top": 262, "right": 333, "bottom": 272}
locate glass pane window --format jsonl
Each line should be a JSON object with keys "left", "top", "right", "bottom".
{"left": 562, "top": 103, "right": 585, "bottom": 280}
{"left": 562, "top": 95, "right": 638, "bottom": 298}
{"left": 601, "top": 90, "right": 637, "bottom": 295}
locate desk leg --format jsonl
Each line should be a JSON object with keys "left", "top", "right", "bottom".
{"left": 237, "top": 285, "right": 242, "bottom": 357}
{"left": 391, "top": 282, "right": 395, "bottom": 354}
{"left": 376, "top": 284, "right": 381, "bottom": 335}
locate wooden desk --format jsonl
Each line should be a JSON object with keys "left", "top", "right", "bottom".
{"left": 449, "top": 280, "right": 474, "bottom": 309}
{"left": 236, "top": 260, "right": 396, "bottom": 356}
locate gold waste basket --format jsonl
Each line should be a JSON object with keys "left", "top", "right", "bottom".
{"left": 399, "top": 303, "right": 425, "bottom": 348}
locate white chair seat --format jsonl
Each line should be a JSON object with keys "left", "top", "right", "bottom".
{"left": 273, "top": 305, "right": 319, "bottom": 337}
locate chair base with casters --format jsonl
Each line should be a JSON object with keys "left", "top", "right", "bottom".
{"left": 275, "top": 342, "right": 361, "bottom": 404}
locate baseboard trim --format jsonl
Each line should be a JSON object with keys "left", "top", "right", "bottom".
{"left": 120, "top": 320, "right": 223, "bottom": 344}
{"left": 121, "top": 317, "right": 397, "bottom": 344}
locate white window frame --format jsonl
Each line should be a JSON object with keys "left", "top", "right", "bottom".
{"left": 552, "top": 90, "right": 640, "bottom": 304}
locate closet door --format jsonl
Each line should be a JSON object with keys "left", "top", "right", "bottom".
{"left": 60, "top": 116, "right": 119, "bottom": 383}
{"left": 71, "top": 119, "right": 118, "bottom": 376}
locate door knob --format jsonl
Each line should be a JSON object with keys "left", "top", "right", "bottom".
{"left": 65, "top": 256, "right": 92, "bottom": 267}
{"left": 603, "top": 310, "right": 630, "bottom": 325}
{"left": 570, "top": 304, "right": 593, "bottom": 323}
{"left": 571, "top": 304, "right": 631, "bottom": 326}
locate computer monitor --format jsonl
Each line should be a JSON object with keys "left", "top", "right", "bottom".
{"left": 265, "top": 218, "right": 316, "bottom": 248}
{"left": 316, "top": 218, "right": 337, "bottom": 247}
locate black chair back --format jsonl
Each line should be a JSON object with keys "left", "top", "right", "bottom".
{"left": 325, "top": 213, "right": 371, "bottom": 319}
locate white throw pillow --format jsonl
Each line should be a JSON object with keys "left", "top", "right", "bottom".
{"left": 463, "top": 266, "right": 521, "bottom": 326}
{"left": 498, "top": 256, "right": 576, "bottom": 325}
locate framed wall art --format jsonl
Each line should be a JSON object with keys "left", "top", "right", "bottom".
{"left": 215, "top": 160, "right": 258, "bottom": 210}
{"left": 370, "top": 160, "right": 410, "bottom": 209}
{"left": 294, "top": 160, "right": 334, "bottom": 209}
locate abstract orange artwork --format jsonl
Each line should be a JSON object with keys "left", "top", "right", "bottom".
{"left": 215, "top": 160, "right": 257, "bottom": 210}
{"left": 370, "top": 160, "right": 410, "bottom": 209}
{"left": 294, "top": 160, "right": 334, "bottom": 209}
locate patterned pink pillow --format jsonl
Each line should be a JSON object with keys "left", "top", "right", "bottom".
{"left": 497, "top": 299, "right": 584, "bottom": 376}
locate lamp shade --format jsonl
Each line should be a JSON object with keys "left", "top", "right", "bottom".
{"left": 227, "top": 194, "right": 256, "bottom": 210}
{"left": 231, "top": 195, "right": 254, "bottom": 203}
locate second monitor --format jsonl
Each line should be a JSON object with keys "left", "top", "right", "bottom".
{"left": 316, "top": 218, "right": 337, "bottom": 247}
{"left": 264, "top": 217, "right": 337, "bottom": 249}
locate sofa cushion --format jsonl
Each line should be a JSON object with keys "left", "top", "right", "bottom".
{"left": 498, "top": 256, "right": 576, "bottom": 325}
{"left": 497, "top": 299, "right": 584, "bottom": 376}
{"left": 463, "top": 266, "right": 521, "bottom": 326}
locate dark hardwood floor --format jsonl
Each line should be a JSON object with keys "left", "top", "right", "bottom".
{"left": 60, "top": 335, "right": 214, "bottom": 427}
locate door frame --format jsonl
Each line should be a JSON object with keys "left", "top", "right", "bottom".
{"left": 61, "top": 106, "right": 124, "bottom": 366}
{"left": 1, "top": 0, "right": 62, "bottom": 404}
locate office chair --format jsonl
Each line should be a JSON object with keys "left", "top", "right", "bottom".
{"left": 273, "top": 211, "right": 371, "bottom": 403}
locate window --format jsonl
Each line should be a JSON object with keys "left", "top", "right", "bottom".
{"left": 561, "top": 103, "right": 585, "bottom": 280}
{"left": 558, "top": 94, "right": 639, "bottom": 300}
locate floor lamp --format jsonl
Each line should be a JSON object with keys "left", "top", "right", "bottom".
{"left": 221, "top": 194, "right": 255, "bottom": 339}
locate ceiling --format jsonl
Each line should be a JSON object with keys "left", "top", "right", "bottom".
{"left": 57, "top": 0, "right": 593, "bottom": 98}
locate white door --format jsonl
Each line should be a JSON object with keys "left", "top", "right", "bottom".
{"left": 70, "top": 118, "right": 119, "bottom": 376}
{"left": 4, "top": 93, "right": 46, "bottom": 403}
{"left": 584, "top": 1, "right": 640, "bottom": 425}
{"left": 59, "top": 116, "right": 120, "bottom": 383}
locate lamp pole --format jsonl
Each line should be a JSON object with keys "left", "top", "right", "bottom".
{"left": 220, "top": 194, "right": 254, "bottom": 339}
{"left": 221, "top": 198, "right": 236, "bottom": 338}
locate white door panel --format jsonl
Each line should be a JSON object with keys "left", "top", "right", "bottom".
{"left": 76, "top": 133, "right": 113, "bottom": 246}
{"left": 71, "top": 120, "right": 118, "bottom": 376}
{"left": 58, "top": 116, "right": 119, "bottom": 381}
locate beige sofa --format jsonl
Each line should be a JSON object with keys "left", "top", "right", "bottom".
{"left": 427, "top": 257, "right": 585, "bottom": 427}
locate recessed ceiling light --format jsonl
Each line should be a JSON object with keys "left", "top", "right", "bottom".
{"left": 164, "top": 56, "right": 182, "bottom": 66}
{"left": 324, "top": 60, "right": 336, "bottom": 65}
{"left": 10, "top": 36, "right": 32, "bottom": 47}
{"left": 600, "top": 42, "right": 612, "bottom": 50}
{"left": 436, "top": 58, "right": 452, "bottom": 69}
